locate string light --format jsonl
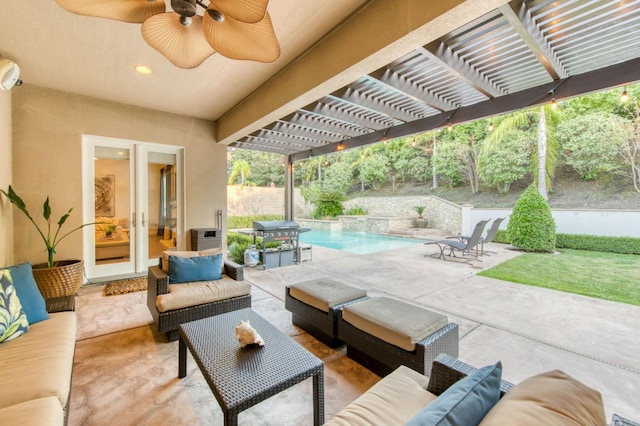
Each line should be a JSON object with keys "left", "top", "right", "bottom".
{"left": 447, "top": 119, "right": 453, "bottom": 132}
{"left": 620, "top": 86, "right": 629, "bottom": 103}
{"left": 336, "top": 142, "right": 345, "bottom": 151}
{"left": 488, "top": 118, "right": 494, "bottom": 132}
{"left": 550, "top": 89, "right": 558, "bottom": 109}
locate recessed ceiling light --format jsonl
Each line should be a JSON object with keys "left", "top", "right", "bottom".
{"left": 135, "top": 65, "right": 152, "bottom": 75}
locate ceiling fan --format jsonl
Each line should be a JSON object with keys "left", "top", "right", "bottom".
{"left": 54, "top": 0, "right": 281, "bottom": 69}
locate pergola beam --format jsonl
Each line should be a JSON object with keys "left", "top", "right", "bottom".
{"left": 291, "top": 56, "right": 640, "bottom": 162}
{"left": 421, "top": 40, "right": 506, "bottom": 98}
{"left": 368, "top": 67, "right": 458, "bottom": 112}
{"left": 499, "top": 0, "right": 568, "bottom": 80}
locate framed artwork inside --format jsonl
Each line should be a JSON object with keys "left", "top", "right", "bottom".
{"left": 95, "top": 174, "right": 115, "bottom": 217}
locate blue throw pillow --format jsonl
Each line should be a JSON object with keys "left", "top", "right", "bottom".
{"left": 168, "top": 254, "right": 223, "bottom": 284}
{"left": 406, "top": 361, "right": 503, "bottom": 426}
{"left": 1, "top": 263, "right": 49, "bottom": 324}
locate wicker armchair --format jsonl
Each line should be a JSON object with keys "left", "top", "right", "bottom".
{"left": 147, "top": 259, "right": 251, "bottom": 341}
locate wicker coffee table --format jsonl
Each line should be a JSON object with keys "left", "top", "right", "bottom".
{"left": 178, "top": 308, "right": 324, "bottom": 426}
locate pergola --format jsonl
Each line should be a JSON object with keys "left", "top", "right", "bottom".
{"left": 223, "top": 0, "right": 640, "bottom": 219}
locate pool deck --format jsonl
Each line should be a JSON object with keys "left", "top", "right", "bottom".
{"left": 244, "top": 233, "right": 640, "bottom": 422}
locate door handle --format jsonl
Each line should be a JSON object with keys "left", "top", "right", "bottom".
{"left": 142, "top": 212, "right": 146, "bottom": 226}
{"left": 131, "top": 212, "right": 136, "bottom": 227}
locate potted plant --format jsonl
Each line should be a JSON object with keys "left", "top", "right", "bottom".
{"left": 413, "top": 205, "right": 428, "bottom": 228}
{"left": 105, "top": 224, "right": 116, "bottom": 238}
{"left": 1, "top": 185, "right": 95, "bottom": 298}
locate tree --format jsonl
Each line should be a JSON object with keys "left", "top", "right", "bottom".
{"left": 507, "top": 184, "right": 556, "bottom": 252}
{"left": 558, "top": 112, "right": 627, "bottom": 180}
{"left": 484, "top": 105, "right": 562, "bottom": 200}
{"left": 359, "top": 151, "right": 389, "bottom": 191}
{"left": 615, "top": 99, "right": 640, "bottom": 193}
{"left": 479, "top": 130, "right": 533, "bottom": 194}
{"left": 227, "top": 159, "right": 251, "bottom": 185}
{"left": 383, "top": 138, "right": 415, "bottom": 191}
{"left": 434, "top": 139, "right": 465, "bottom": 188}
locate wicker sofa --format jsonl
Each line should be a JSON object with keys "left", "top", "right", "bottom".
{"left": 326, "top": 353, "right": 636, "bottom": 426}
{"left": 0, "top": 296, "right": 76, "bottom": 426}
{"left": 147, "top": 251, "right": 251, "bottom": 341}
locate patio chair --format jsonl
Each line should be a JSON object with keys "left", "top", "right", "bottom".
{"left": 424, "top": 219, "right": 489, "bottom": 261}
{"left": 447, "top": 217, "right": 505, "bottom": 256}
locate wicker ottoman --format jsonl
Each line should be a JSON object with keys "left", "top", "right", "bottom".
{"left": 285, "top": 279, "right": 368, "bottom": 347}
{"left": 338, "top": 297, "right": 459, "bottom": 377}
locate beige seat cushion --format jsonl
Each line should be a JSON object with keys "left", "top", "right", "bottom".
{"left": 0, "top": 397, "right": 64, "bottom": 426}
{"left": 479, "top": 370, "right": 606, "bottom": 425}
{"left": 156, "top": 277, "right": 251, "bottom": 312}
{"left": 161, "top": 248, "right": 222, "bottom": 273}
{"left": 342, "top": 297, "right": 448, "bottom": 351}
{"left": 289, "top": 279, "right": 366, "bottom": 312}
{"left": 325, "top": 365, "right": 436, "bottom": 425}
{"left": 0, "top": 312, "right": 76, "bottom": 410}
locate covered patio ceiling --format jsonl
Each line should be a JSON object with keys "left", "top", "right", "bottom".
{"left": 228, "top": 0, "right": 640, "bottom": 161}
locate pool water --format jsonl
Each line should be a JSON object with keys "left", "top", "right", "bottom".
{"left": 298, "top": 229, "right": 423, "bottom": 254}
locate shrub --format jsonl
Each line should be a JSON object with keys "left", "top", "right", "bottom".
{"left": 227, "top": 215, "right": 284, "bottom": 229}
{"left": 507, "top": 185, "right": 556, "bottom": 252}
{"left": 228, "top": 241, "right": 249, "bottom": 264}
{"left": 555, "top": 234, "right": 640, "bottom": 255}
{"left": 346, "top": 205, "right": 367, "bottom": 215}
{"left": 312, "top": 191, "right": 344, "bottom": 219}
{"left": 493, "top": 231, "right": 640, "bottom": 255}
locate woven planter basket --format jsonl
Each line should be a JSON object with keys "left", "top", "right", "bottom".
{"left": 32, "top": 259, "right": 84, "bottom": 298}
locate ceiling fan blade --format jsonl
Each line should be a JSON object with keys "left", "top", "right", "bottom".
{"left": 203, "top": 11, "right": 280, "bottom": 63}
{"left": 55, "top": 0, "right": 165, "bottom": 23}
{"left": 141, "top": 13, "right": 216, "bottom": 69}
{"left": 209, "top": 0, "right": 269, "bottom": 24}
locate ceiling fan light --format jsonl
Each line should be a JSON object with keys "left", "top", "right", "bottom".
{"left": 55, "top": 0, "right": 165, "bottom": 23}
{"left": 203, "top": 11, "right": 280, "bottom": 62}
{"left": 142, "top": 13, "right": 215, "bottom": 69}
{"left": 210, "top": 0, "right": 268, "bottom": 24}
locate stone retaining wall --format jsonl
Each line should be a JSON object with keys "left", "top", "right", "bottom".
{"left": 343, "top": 195, "right": 462, "bottom": 233}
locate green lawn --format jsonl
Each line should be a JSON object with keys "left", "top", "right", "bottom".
{"left": 477, "top": 249, "right": 640, "bottom": 306}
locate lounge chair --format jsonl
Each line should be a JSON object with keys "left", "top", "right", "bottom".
{"left": 448, "top": 217, "right": 506, "bottom": 256}
{"left": 425, "top": 219, "right": 489, "bottom": 261}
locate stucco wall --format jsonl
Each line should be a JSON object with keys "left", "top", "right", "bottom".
{"left": 11, "top": 85, "right": 226, "bottom": 265}
{"left": 0, "top": 90, "right": 12, "bottom": 266}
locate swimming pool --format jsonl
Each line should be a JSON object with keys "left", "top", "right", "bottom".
{"left": 298, "top": 229, "right": 423, "bottom": 254}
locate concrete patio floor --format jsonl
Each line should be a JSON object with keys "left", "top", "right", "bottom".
{"left": 244, "top": 238, "right": 640, "bottom": 422}
{"left": 70, "top": 236, "right": 640, "bottom": 424}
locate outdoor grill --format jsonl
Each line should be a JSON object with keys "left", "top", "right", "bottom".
{"left": 250, "top": 221, "right": 310, "bottom": 268}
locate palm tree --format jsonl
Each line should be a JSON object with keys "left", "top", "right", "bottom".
{"left": 483, "top": 104, "right": 562, "bottom": 200}
{"left": 228, "top": 159, "right": 251, "bottom": 185}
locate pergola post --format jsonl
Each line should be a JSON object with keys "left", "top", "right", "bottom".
{"left": 284, "top": 155, "right": 294, "bottom": 221}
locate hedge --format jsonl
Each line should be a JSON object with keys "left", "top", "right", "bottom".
{"left": 493, "top": 230, "right": 640, "bottom": 255}
{"left": 227, "top": 214, "right": 284, "bottom": 229}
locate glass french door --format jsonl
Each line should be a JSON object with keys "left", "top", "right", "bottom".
{"left": 82, "top": 135, "right": 184, "bottom": 280}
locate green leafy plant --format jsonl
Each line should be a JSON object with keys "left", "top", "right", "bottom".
{"left": 228, "top": 241, "right": 249, "bottom": 264}
{"left": 412, "top": 206, "right": 426, "bottom": 218}
{"left": 1, "top": 185, "right": 96, "bottom": 268}
{"left": 346, "top": 205, "right": 367, "bottom": 215}
{"left": 507, "top": 184, "right": 556, "bottom": 252}
{"left": 312, "top": 191, "right": 344, "bottom": 219}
